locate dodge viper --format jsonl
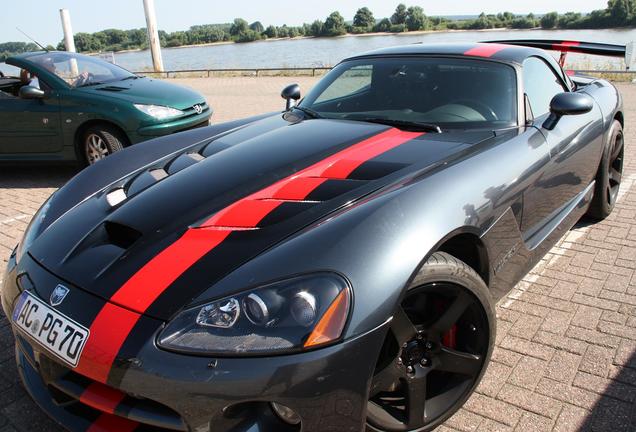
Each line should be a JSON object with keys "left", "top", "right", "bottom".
{"left": 0, "top": 51, "right": 211, "bottom": 165}
{"left": 1, "top": 40, "right": 626, "bottom": 432}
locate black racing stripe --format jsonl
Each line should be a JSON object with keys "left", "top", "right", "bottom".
{"left": 143, "top": 230, "right": 273, "bottom": 319}
{"left": 347, "top": 160, "right": 410, "bottom": 180}
{"left": 257, "top": 201, "right": 317, "bottom": 227}
{"left": 108, "top": 315, "right": 163, "bottom": 387}
{"left": 305, "top": 179, "right": 367, "bottom": 201}
{"left": 88, "top": 129, "right": 390, "bottom": 302}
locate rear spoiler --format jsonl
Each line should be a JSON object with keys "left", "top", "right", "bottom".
{"left": 484, "top": 39, "right": 634, "bottom": 69}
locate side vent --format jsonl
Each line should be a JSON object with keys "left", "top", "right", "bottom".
{"left": 103, "top": 221, "right": 142, "bottom": 250}
{"left": 126, "top": 168, "right": 168, "bottom": 196}
{"left": 166, "top": 152, "right": 204, "bottom": 175}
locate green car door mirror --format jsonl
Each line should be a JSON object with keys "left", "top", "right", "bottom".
{"left": 18, "top": 85, "right": 46, "bottom": 100}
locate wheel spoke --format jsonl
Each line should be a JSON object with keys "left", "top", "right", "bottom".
{"left": 391, "top": 307, "right": 418, "bottom": 344}
{"left": 369, "top": 362, "right": 403, "bottom": 397}
{"left": 435, "top": 346, "right": 482, "bottom": 376}
{"left": 611, "top": 138, "right": 623, "bottom": 161}
{"left": 431, "top": 291, "right": 470, "bottom": 334}
{"left": 405, "top": 375, "right": 427, "bottom": 429}
{"left": 609, "top": 167, "right": 622, "bottom": 185}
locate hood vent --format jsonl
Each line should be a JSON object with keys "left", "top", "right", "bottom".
{"left": 103, "top": 221, "right": 142, "bottom": 249}
{"left": 166, "top": 152, "right": 204, "bottom": 175}
{"left": 126, "top": 168, "right": 168, "bottom": 196}
{"left": 96, "top": 86, "right": 128, "bottom": 92}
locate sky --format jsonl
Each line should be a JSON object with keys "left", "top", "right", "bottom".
{"left": 1, "top": 0, "right": 610, "bottom": 46}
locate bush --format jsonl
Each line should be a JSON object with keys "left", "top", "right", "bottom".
{"left": 390, "top": 24, "right": 408, "bottom": 32}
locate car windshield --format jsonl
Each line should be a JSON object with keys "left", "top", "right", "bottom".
{"left": 298, "top": 57, "right": 518, "bottom": 130}
{"left": 27, "top": 52, "right": 135, "bottom": 88}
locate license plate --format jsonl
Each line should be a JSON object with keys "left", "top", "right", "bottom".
{"left": 12, "top": 291, "right": 89, "bottom": 367}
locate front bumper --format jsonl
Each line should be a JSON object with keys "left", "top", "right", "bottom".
{"left": 2, "top": 253, "right": 387, "bottom": 432}
{"left": 130, "top": 110, "right": 213, "bottom": 143}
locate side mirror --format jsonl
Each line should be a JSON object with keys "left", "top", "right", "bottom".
{"left": 543, "top": 92, "right": 593, "bottom": 130}
{"left": 281, "top": 84, "right": 301, "bottom": 110}
{"left": 19, "top": 85, "right": 46, "bottom": 100}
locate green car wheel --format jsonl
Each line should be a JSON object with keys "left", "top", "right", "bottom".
{"left": 82, "top": 125, "right": 125, "bottom": 166}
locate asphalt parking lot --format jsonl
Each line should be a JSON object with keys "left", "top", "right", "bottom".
{"left": 0, "top": 78, "right": 635, "bottom": 431}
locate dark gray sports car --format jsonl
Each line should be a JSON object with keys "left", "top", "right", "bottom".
{"left": 1, "top": 40, "right": 625, "bottom": 432}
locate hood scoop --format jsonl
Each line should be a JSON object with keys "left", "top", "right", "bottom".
{"left": 96, "top": 85, "right": 128, "bottom": 92}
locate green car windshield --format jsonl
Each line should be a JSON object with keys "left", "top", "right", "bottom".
{"left": 298, "top": 57, "right": 518, "bottom": 130}
{"left": 28, "top": 52, "right": 135, "bottom": 88}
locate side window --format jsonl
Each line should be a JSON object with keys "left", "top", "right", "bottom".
{"left": 314, "top": 65, "right": 372, "bottom": 104}
{"left": 523, "top": 57, "right": 567, "bottom": 117}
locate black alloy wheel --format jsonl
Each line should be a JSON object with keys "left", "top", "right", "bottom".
{"left": 587, "top": 119, "right": 624, "bottom": 220}
{"left": 367, "top": 253, "right": 494, "bottom": 432}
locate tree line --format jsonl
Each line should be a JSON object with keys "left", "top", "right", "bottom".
{"left": 1, "top": 1, "right": 635, "bottom": 59}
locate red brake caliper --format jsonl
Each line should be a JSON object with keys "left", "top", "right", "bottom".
{"left": 442, "top": 324, "right": 457, "bottom": 349}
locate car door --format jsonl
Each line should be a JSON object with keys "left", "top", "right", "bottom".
{"left": 0, "top": 76, "right": 63, "bottom": 155}
{"left": 520, "top": 56, "right": 604, "bottom": 236}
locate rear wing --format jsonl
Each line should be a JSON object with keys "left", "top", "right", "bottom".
{"left": 484, "top": 39, "right": 634, "bottom": 69}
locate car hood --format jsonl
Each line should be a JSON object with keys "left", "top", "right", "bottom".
{"left": 78, "top": 77, "right": 205, "bottom": 110}
{"left": 29, "top": 115, "right": 493, "bottom": 320}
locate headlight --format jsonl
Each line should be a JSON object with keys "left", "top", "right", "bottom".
{"left": 15, "top": 196, "right": 53, "bottom": 262}
{"left": 133, "top": 104, "right": 183, "bottom": 120}
{"left": 157, "top": 273, "right": 351, "bottom": 355}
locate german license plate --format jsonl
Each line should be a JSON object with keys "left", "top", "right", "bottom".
{"left": 12, "top": 291, "right": 89, "bottom": 367}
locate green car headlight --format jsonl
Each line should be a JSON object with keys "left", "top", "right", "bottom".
{"left": 133, "top": 103, "right": 183, "bottom": 120}
{"left": 157, "top": 273, "right": 351, "bottom": 355}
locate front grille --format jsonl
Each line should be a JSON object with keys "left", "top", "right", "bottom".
{"left": 18, "top": 336, "right": 186, "bottom": 431}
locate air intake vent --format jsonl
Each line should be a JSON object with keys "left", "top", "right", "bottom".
{"left": 103, "top": 221, "right": 142, "bottom": 249}
{"left": 126, "top": 168, "right": 168, "bottom": 196}
{"left": 96, "top": 86, "right": 128, "bottom": 92}
{"left": 166, "top": 152, "right": 204, "bottom": 175}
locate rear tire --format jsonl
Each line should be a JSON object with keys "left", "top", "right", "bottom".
{"left": 587, "top": 120, "right": 624, "bottom": 220}
{"left": 81, "top": 125, "right": 126, "bottom": 166}
{"left": 366, "top": 252, "right": 495, "bottom": 432}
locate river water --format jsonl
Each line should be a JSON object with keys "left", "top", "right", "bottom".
{"left": 111, "top": 28, "right": 636, "bottom": 71}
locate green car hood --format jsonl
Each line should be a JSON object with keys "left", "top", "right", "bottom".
{"left": 77, "top": 77, "right": 205, "bottom": 110}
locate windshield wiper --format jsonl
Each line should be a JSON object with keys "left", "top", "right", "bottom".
{"left": 120, "top": 75, "right": 139, "bottom": 81}
{"left": 348, "top": 117, "right": 442, "bottom": 133}
{"left": 76, "top": 81, "right": 105, "bottom": 88}
{"left": 292, "top": 106, "right": 324, "bottom": 119}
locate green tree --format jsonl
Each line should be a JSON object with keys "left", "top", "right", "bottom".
{"left": 230, "top": 18, "right": 249, "bottom": 36}
{"left": 391, "top": 3, "right": 408, "bottom": 24}
{"left": 309, "top": 20, "right": 324, "bottom": 36}
{"left": 406, "top": 6, "right": 427, "bottom": 31}
{"left": 249, "top": 21, "right": 264, "bottom": 33}
{"left": 264, "top": 25, "right": 278, "bottom": 38}
{"left": 373, "top": 18, "right": 392, "bottom": 32}
{"left": 323, "top": 11, "right": 346, "bottom": 36}
{"left": 540, "top": 12, "right": 559, "bottom": 28}
{"left": 353, "top": 7, "right": 375, "bottom": 28}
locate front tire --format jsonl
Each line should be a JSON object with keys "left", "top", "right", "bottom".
{"left": 366, "top": 252, "right": 495, "bottom": 432}
{"left": 587, "top": 119, "right": 624, "bottom": 220}
{"left": 82, "top": 125, "right": 126, "bottom": 166}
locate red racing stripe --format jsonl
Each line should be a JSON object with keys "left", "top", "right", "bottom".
{"left": 464, "top": 43, "right": 510, "bottom": 58}
{"left": 86, "top": 413, "right": 138, "bottom": 432}
{"left": 553, "top": 41, "right": 580, "bottom": 52}
{"left": 79, "top": 382, "right": 126, "bottom": 414}
{"left": 77, "top": 127, "right": 422, "bottom": 384}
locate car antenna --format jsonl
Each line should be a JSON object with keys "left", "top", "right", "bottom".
{"left": 16, "top": 27, "right": 49, "bottom": 52}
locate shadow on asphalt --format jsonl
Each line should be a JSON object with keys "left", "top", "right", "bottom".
{"left": 0, "top": 166, "right": 78, "bottom": 189}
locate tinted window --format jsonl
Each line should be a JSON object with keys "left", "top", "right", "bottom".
{"left": 300, "top": 57, "right": 517, "bottom": 129}
{"left": 523, "top": 57, "right": 566, "bottom": 117}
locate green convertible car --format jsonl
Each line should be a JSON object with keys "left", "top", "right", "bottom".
{"left": 0, "top": 51, "right": 212, "bottom": 165}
